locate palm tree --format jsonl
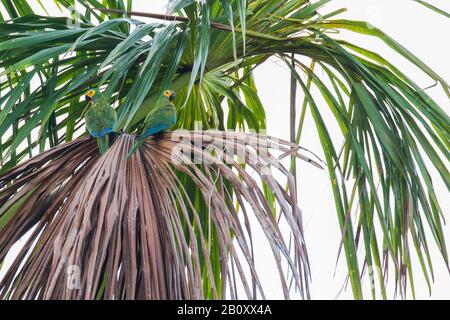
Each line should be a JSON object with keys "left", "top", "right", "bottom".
{"left": 0, "top": 0, "right": 448, "bottom": 300}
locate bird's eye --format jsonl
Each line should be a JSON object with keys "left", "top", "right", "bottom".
{"left": 164, "top": 90, "right": 171, "bottom": 97}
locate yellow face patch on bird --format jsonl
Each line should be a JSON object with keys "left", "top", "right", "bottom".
{"left": 164, "top": 90, "right": 176, "bottom": 101}
{"left": 85, "top": 89, "right": 96, "bottom": 102}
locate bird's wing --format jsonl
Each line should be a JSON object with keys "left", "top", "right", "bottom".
{"left": 101, "top": 105, "right": 117, "bottom": 129}
{"left": 91, "top": 97, "right": 115, "bottom": 127}
{"left": 141, "top": 103, "right": 176, "bottom": 138}
{"left": 84, "top": 108, "right": 103, "bottom": 134}
{"left": 142, "top": 98, "right": 165, "bottom": 127}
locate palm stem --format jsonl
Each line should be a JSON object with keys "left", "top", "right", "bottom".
{"left": 95, "top": 8, "right": 237, "bottom": 34}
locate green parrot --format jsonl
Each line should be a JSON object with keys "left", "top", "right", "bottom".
{"left": 128, "top": 89, "right": 177, "bottom": 157}
{"left": 84, "top": 88, "right": 117, "bottom": 155}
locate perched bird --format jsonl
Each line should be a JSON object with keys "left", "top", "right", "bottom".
{"left": 84, "top": 88, "right": 117, "bottom": 155}
{"left": 128, "top": 89, "right": 177, "bottom": 157}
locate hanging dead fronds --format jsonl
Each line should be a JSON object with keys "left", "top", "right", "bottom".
{"left": 0, "top": 131, "right": 322, "bottom": 300}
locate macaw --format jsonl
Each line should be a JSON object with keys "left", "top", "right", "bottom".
{"left": 84, "top": 88, "right": 117, "bottom": 155}
{"left": 128, "top": 89, "right": 177, "bottom": 157}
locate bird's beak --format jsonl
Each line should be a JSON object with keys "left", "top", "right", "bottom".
{"left": 169, "top": 91, "right": 176, "bottom": 101}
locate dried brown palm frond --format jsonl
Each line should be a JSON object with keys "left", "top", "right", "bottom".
{"left": 0, "top": 131, "right": 322, "bottom": 300}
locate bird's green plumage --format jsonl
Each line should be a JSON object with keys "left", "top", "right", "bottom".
{"left": 141, "top": 95, "right": 176, "bottom": 137}
{"left": 128, "top": 94, "right": 176, "bottom": 157}
{"left": 84, "top": 89, "right": 117, "bottom": 155}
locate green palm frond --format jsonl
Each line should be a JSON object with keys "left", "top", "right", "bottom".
{"left": 413, "top": 0, "right": 450, "bottom": 18}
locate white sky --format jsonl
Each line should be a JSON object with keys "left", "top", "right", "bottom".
{"left": 1, "top": 0, "right": 449, "bottom": 300}
{"left": 254, "top": 0, "right": 450, "bottom": 300}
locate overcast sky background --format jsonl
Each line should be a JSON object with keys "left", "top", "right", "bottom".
{"left": 1, "top": 0, "right": 449, "bottom": 300}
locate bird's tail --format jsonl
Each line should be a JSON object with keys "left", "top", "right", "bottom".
{"left": 127, "top": 138, "right": 144, "bottom": 158}
{"left": 97, "top": 135, "right": 109, "bottom": 155}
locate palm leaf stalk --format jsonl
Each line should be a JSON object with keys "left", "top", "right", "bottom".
{"left": 0, "top": 0, "right": 448, "bottom": 299}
